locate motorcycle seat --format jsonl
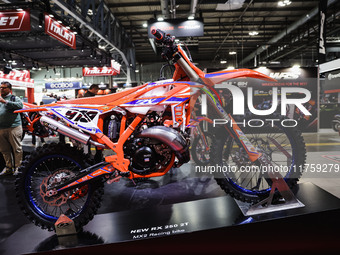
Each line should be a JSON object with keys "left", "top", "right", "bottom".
{"left": 56, "top": 85, "right": 147, "bottom": 106}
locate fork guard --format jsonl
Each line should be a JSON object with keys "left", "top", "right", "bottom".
{"left": 136, "top": 126, "right": 190, "bottom": 165}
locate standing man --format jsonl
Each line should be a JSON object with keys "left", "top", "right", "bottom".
{"left": 0, "top": 81, "right": 23, "bottom": 176}
{"left": 84, "top": 84, "right": 99, "bottom": 97}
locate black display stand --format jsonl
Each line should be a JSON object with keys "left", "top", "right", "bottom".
{"left": 1, "top": 182, "right": 340, "bottom": 255}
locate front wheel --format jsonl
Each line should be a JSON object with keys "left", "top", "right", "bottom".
{"left": 15, "top": 143, "right": 104, "bottom": 231}
{"left": 212, "top": 119, "right": 306, "bottom": 203}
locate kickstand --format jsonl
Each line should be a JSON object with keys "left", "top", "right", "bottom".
{"left": 236, "top": 170, "right": 304, "bottom": 216}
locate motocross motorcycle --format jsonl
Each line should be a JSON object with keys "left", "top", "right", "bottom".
{"left": 15, "top": 29, "right": 306, "bottom": 231}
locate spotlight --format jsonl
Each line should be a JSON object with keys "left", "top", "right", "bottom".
{"left": 38, "top": 13, "right": 43, "bottom": 28}
{"left": 3, "top": 65, "right": 12, "bottom": 74}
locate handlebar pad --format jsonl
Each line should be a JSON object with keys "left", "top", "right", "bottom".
{"left": 151, "top": 29, "right": 165, "bottom": 41}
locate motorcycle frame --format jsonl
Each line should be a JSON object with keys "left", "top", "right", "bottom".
{"left": 16, "top": 32, "right": 277, "bottom": 194}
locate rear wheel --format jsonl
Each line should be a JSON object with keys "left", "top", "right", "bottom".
{"left": 15, "top": 143, "right": 104, "bottom": 231}
{"left": 212, "top": 118, "right": 306, "bottom": 203}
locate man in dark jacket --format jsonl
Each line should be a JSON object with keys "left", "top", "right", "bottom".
{"left": 0, "top": 81, "right": 23, "bottom": 176}
{"left": 84, "top": 84, "right": 99, "bottom": 97}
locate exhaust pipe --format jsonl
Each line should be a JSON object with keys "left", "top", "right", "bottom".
{"left": 40, "top": 116, "right": 106, "bottom": 149}
{"left": 136, "top": 126, "right": 190, "bottom": 165}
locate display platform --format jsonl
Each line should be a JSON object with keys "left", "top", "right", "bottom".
{"left": 1, "top": 182, "right": 340, "bottom": 255}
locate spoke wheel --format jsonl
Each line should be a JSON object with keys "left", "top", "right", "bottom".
{"left": 212, "top": 118, "right": 306, "bottom": 203}
{"left": 15, "top": 143, "right": 104, "bottom": 231}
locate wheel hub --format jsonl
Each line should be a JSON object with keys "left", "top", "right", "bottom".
{"left": 39, "top": 169, "right": 75, "bottom": 207}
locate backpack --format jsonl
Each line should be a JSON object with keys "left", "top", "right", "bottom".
{"left": 10, "top": 95, "right": 28, "bottom": 126}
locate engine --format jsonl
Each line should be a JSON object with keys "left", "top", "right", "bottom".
{"left": 123, "top": 138, "right": 173, "bottom": 175}
{"left": 103, "top": 112, "right": 176, "bottom": 175}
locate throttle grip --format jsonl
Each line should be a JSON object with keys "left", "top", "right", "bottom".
{"left": 151, "top": 29, "right": 165, "bottom": 41}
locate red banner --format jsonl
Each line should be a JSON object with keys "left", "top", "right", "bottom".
{"left": 83, "top": 67, "right": 117, "bottom": 76}
{"left": 45, "top": 14, "right": 76, "bottom": 49}
{"left": 111, "top": 60, "right": 121, "bottom": 74}
{"left": 0, "top": 70, "right": 34, "bottom": 88}
{"left": 4, "top": 70, "right": 30, "bottom": 79}
{"left": 0, "top": 9, "right": 30, "bottom": 32}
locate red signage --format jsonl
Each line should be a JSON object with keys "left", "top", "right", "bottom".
{"left": 0, "top": 10, "right": 30, "bottom": 32}
{"left": 111, "top": 60, "right": 121, "bottom": 74}
{"left": 0, "top": 70, "right": 34, "bottom": 88}
{"left": 83, "top": 67, "right": 117, "bottom": 76}
{"left": 45, "top": 14, "right": 76, "bottom": 49}
{"left": 6, "top": 70, "right": 30, "bottom": 79}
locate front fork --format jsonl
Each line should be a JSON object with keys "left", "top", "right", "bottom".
{"left": 174, "top": 53, "right": 261, "bottom": 163}
{"left": 200, "top": 86, "right": 262, "bottom": 163}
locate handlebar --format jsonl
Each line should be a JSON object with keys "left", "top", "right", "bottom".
{"left": 151, "top": 29, "right": 177, "bottom": 60}
{"left": 151, "top": 29, "right": 174, "bottom": 46}
{"left": 151, "top": 29, "right": 165, "bottom": 41}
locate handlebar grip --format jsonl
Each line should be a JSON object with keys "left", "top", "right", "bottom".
{"left": 151, "top": 29, "right": 165, "bottom": 41}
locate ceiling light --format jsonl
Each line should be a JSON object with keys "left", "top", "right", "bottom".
{"left": 278, "top": 0, "right": 291, "bottom": 7}
{"left": 229, "top": 51, "right": 237, "bottom": 55}
{"left": 38, "top": 13, "right": 43, "bottom": 28}
{"left": 188, "top": 15, "right": 194, "bottom": 20}
{"left": 157, "top": 17, "right": 164, "bottom": 21}
{"left": 249, "top": 31, "right": 259, "bottom": 36}
{"left": 142, "top": 23, "right": 147, "bottom": 28}
{"left": 220, "top": 60, "right": 227, "bottom": 64}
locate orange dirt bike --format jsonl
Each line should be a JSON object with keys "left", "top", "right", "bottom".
{"left": 15, "top": 29, "right": 306, "bottom": 231}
